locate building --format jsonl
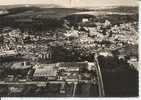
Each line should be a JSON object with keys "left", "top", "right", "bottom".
{"left": 33, "top": 64, "right": 57, "bottom": 80}
{"left": 98, "top": 49, "right": 113, "bottom": 57}
{"left": 9, "top": 61, "right": 32, "bottom": 78}
{"left": 127, "top": 56, "right": 138, "bottom": 71}
{"left": 118, "top": 54, "right": 126, "bottom": 60}
{"left": 0, "top": 9, "right": 8, "bottom": 15}
{"left": 64, "top": 14, "right": 95, "bottom": 26}
{"left": 82, "top": 18, "right": 89, "bottom": 22}
{"left": 57, "top": 62, "right": 96, "bottom": 81}
{"left": 0, "top": 50, "right": 18, "bottom": 58}
{"left": 11, "top": 62, "right": 31, "bottom": 70}
{"left": 0, "top": 50, "right": 21, "bottom": 61}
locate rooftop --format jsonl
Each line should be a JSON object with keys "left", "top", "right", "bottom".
{"left": 33, "top": 64, "right": 57, "bottom": 77}
{"left": 11, "top": 62, "right": 31, "bottom": 69}
{"left": 57, "top": 62, "right": 88, "bottom": 68}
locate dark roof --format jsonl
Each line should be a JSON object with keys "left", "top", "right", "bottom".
{"left": 113, "top": 45, "right": 138, "bottom": 56}
{"left": 57, "top": 62, "right": 88, "bottom": 68}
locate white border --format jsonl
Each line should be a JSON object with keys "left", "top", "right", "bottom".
{"left": 139, "top": 0, "right": 141, "bottom": 99}
{"left": 0, "top": 98, "right": 140, "bottom": 100}
{"left": 1, "top": 1, "right": 141, "bottom": 100}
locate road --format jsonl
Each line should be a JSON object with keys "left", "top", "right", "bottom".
{"left": 94, "top": 54, "right": 105, "bottom": 97}
{"left": 0, "top": 80, "right": 92, "bottom": 85}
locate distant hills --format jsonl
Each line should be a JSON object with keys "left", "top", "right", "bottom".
{"left": 0, "top": 4, "right": 138, "bottom": 12}
{"left": 0, "top": 5, "right": 89, "bottom": 19}
{"left": 0, "top": 5, "right": 138, "bottom": 18}
{"left": 96, "top": 6, "right": 138, "bottom": 13}
{"left": 0, "top": 4, "right": 138, "bottom": 30}
{"left": 0, "top": 4, "right": 63, "bottom": 9}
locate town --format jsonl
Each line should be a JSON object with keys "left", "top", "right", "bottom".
{"left": 0, "top": 5, "right": 139, "bottom": 97}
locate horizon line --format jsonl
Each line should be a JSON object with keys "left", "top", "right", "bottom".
{"left": 0, "top": 3, "right": 138, "bottom": 7}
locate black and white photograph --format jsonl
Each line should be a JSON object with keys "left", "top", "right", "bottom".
{"left": 0, "top": 0, "right": 139, "bottom": 97}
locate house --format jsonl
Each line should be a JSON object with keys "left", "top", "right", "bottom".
{"left": 0, "top": 50, "right": 18, "bottom": 57}
{"left": 98, "top": 49, "right": 113, "bottom": 57}
{"left": 118, "top": 54, "right": 126, "bottom": 60}
{"left": 127, "top": 56, "right": 138, "bottom": 70}
{"left": 64, "top": 14, "right": 95, "bottom": 25}
{"left": 82, "top": 18, "right": 89, "bottom": 22}
{"left": 0, "top": 9, "right": 8, "bottom": 15}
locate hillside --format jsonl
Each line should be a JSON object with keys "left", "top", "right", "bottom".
{"left": 0, "top": 5, "right": 138, "bottom": 30}
{"left": 87, "top": 6, "right": 138, "bottom": 13}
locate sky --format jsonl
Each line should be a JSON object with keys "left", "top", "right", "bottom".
{"left": 0, "top": 0, "right": 138, "bottom": 7}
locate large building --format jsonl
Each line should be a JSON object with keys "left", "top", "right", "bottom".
{"left": 33, "top": 64, "right": 57, "bottom": 80}
{"left": 32, "top": 62, "right": 96, "bottom": 81}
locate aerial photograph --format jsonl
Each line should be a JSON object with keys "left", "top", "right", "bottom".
{"left": 0, "top": 0, "right": 139, "bottom": 97}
